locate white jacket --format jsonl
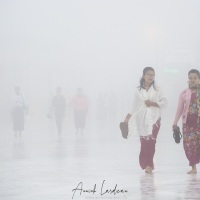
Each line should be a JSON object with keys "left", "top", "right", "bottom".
{"left": 128, "top": 85, "right": 167, "bottom": 136}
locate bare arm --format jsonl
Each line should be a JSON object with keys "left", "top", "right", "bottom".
{"left": 124, "top": 113, "right": 132, "bottom": 123}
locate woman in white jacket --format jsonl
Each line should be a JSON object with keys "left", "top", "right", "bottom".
{"left": 124, "top": 67, "right": 167, "bottom": 173}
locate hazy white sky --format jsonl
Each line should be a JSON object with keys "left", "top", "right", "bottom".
{"left": 0, "top": 0, "right": 200, "bottom": 123}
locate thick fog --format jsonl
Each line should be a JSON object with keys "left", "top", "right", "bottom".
{"left": 2, "top": 1, "right": 200, "bottom": 199}
{"left": 1, "top": 0, "right": 200, "bottom": 132}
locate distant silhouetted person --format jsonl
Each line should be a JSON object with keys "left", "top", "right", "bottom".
{"left": 70, "top": 88, "right": 88, "bottom": 134}
{"left": 48, "top": 87, "right": 66, "bottom": 136}
{"left": 11, "top": 86, "right": 26, "bottom": 137}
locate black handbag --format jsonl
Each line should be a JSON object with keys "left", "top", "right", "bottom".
{"left": 119, "top": 122, "right": 128, "bottom": 139}
{"left": 173, "top": 127, "right": 182, "bottom": 143}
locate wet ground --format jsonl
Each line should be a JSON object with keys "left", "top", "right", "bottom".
{"left": 0, "top": 121, "right": 200, "bottom": 200}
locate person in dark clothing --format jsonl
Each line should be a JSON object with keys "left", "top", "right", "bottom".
{"left": 48, "top": 87, "right": 66, "bottom": 135}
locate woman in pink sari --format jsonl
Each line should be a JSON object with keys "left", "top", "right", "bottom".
{"left": 173, "top": 69, "right": 200, "bottom": 174}
{"left": 124, "top": 67, "right": 167, "bottom": 173}
{"left": 71, "top": 88, "right": 88, "bottom": 134}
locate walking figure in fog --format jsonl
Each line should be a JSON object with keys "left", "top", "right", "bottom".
{"left": 11, "top": 86, "right": 26, "bottom": 137}
{"left": 70, "top": 88, "right": 88, "bottom": 134}
{"left": 173, "top": 69, "right": 200, "bottom": 174}
{"left": 124, "top": 67, "right": 167, "bottom": 173}
{"left": 48, "top": 87, "right": 66, "bottom": 136}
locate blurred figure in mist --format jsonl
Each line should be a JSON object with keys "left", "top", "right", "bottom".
{"left": 70, "top": 88, "right": 88, "bottom": 134}
{"left": 96, "top": 93, "right": 108, "bottom": 123}
{"left": 48, "top": 87, "right": 66, "bottom": 136}
{"left": 11, "top": 86, "right": 26, "bottom": 137}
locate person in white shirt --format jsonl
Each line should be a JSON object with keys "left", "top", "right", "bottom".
{"left": 11, "top": 86, "right": 26, "bottom": 137}
{"left": 124, "top": 67, "right": 167, "bottom": 173}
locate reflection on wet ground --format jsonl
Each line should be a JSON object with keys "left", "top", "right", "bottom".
{"left": 0, "top": 125, "right": 200, "bottom": 200}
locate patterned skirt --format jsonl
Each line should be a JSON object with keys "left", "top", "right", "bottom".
{"left": 183, "top": 123, "right": 200, "bottom": 166}
{"left": 183, "top": 92, "right": 200, "bottom": 166}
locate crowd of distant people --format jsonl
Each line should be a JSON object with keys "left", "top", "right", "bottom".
{"left": 11, "top": 67, "right": 200, "bottom": 174}
{"left": 11, "top": 86, "right": 118, "bottom": 137}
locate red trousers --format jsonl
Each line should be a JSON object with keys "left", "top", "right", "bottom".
{"left": 139, "top": 120, "right": 161, "bottom": 170}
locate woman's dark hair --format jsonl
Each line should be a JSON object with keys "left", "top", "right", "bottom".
{"left": 188, "top": 69, "right": 200, "bottom": 78}
{"left": 139, "top": 67, "right": 156, "bottom": 90}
